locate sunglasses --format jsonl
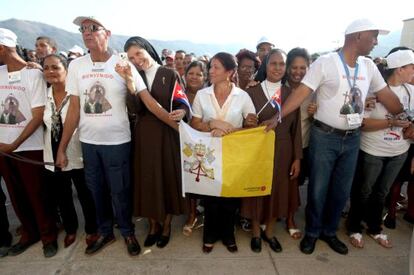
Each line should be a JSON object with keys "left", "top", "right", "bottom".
{"left": 79, "top": 24, "right": 105, "bottom": 33}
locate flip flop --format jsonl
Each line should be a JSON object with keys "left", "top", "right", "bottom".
{"left": 369, "top": 233, "right": 392, "bottom": 248}
{"left": 349, "top": 233, "right": 364, "bottom": 248}
{"left": 287, "top": 228, "right": 302, "bottom": 240}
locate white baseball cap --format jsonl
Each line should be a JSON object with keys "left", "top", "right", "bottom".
{"left": 68, "top": 45, "right": 84, "bottom": 55}
{"left": 256, "top": 36, "right": 274, "bottom": 48}
{"left": 386, "top": 50, "right": 414, "bottom": 69}
{"left": 73, "top": 16, "right": 107, "bottom": 29}
{"left": 345, "top": 18, "right": 389, "bottom": 35}
{"left": 0, "top": 28, "right": 17, "bottom": 47}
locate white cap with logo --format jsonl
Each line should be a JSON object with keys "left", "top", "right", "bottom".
{"left": 0, "top": 28, "right": 17, "bottom": 47}
{"left": 345, "top": 18, "right": 389, "bottom": 35}
{"left": 386, "top": 50, "right": 414, "bottom": 69}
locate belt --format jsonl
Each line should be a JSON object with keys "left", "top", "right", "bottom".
{"left": 313, "top": 120, "right": 360, "bottom": 136}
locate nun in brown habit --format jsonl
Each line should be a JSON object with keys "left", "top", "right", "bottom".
{"left": 124, "top": 37, "right": 188, "bottom": 249}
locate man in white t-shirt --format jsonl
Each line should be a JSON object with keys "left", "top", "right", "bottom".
{"left": 279, "top": 19, "right": 404, "bottom": 255}
{"left": 55, "top": 17, "right": 146, "bottom": 257}
{"left": 0, "top": 28, "right": 58, "bottom": 257}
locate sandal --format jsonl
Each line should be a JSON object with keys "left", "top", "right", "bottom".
{"left": 369, "top": 233, "right": 392, "bottom": 248}
{"left": 287, "top": 228, "right": 302, "bottom": 240}
{"left": 183, "top": 218, "right": 198, "bottom": 236}
{"left": 349, "top": 233, "right": 364, "bottom": 248}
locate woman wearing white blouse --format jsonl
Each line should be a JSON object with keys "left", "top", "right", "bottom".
{"left": 191, "top": 52, "right": 257, "bottom": 253}
{"left": 42, "top": 54, "right": 98, "bottom": 251}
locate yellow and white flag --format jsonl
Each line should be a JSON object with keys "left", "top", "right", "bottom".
{"left": 179, "top": 122, "right": 275, "bottom": 197}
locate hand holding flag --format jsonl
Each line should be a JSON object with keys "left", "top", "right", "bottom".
{"left": 257, "top": 87, "right": 282, "bottom": 122}
{"left": 170, "top": 81, "right": 193, "bottom": 115}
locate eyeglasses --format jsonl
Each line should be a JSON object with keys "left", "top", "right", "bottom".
{"left": 239, "top": 65, "right": 255, "bottom": 73}
{"left": 79, "top": 24, "right": 105, "bottom": 33}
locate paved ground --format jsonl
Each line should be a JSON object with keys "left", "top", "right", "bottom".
{"left": 0, "top": 181, "right": 412, "bottom": 275}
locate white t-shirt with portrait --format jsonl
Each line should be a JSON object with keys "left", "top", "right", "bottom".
{"left": 192, "top": 84, "right": 255, "bottom": 128}
{"left": 360, "top": 84, "right": 414, "bottom": 157}
{"left": 43, "top": 87, "right": 83, "bottom": 172}
{"left": 66, "top": 54, "right": 146, "bottom": 145}
{"left": 0, "top": 65, "right": 46, "bottom": 152}
{"left": 302, "top": 52, "right": 386, "bottom": 130}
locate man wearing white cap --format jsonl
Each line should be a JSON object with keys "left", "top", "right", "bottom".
{"left": 256, "top": 36, "right": 274, "bottom": 62}
{"left": 55, "top": 16, "right": 145, "bottom": 256}
{"left": 278, "top": 19, "right": 404, "bottom": 255}
{"left": 0, "top": 28, "right": 58, "bottom": 257}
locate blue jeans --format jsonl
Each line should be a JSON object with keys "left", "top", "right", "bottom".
{"left": 305, "top": 125, "right": 360, "bottom": 238}
{"left": 347, "top": 150, "right": 407, "bottom": 235}
{"left": 81, "top": 142, "right": 133, "bottom": 237}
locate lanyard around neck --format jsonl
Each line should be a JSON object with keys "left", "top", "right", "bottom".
{"left": 338, "top": 51, "right": 359, "bottom": 90}
{"left": 402, "top": 84, "right": 411, "bottom": 111}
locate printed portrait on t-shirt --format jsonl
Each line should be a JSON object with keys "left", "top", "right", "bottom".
{"left": 0, "top": 94, "right": 26, "bottom": 125}
{"left": 340, "top": 86, "right": 363, "bottom": 115}
{"left": 83, "top": 81, "right": 112, "bottom": 114}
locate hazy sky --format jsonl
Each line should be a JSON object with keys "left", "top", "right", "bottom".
{"left": 1, "top": 0, "right": 413, "bottom": 52}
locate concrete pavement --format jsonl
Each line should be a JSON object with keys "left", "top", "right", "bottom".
{"left": 0, "top": 181, "right": 412, "bottom": 275}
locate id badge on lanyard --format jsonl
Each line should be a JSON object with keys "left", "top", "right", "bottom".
{"left": 346, "top": 113, "right": 362, "bottom": 127}
{"left": 92, "top": 62, "right": 105, "bottom": 72}
{"left": 8, "top": 71, "right": 21, "bottom": 84}
{"left": 338, "top": 51, "right": 362, "bottom": 128}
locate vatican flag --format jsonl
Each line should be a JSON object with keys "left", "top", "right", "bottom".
{"left": 179, "top": 122, "right": 275, "bottom": 197}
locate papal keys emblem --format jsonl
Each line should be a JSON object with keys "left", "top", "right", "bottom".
{"left": 183, "top": 141, "right": 215, "bottom": 182}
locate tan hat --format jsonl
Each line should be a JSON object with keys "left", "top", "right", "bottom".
{"left": 345, "top": 18, "right": 389, "bottom": 35}
{"left": 73, "top": 16, "right": 107, "bottom": 29}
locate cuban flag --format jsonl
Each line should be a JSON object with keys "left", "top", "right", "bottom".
{"left": 170, "top": 80, "right": 192, "bottom": 114}
{"left": 270, "top": 88, "right": 282, "bottom": 122}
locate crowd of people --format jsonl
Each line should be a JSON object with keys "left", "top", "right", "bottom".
{"left": 0, "top": 16, "right": 413, "bottom": 260}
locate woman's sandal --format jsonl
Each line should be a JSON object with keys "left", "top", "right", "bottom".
{"left": 349, "top": 233, "right": 364, "bottom": 248}
{"left": 287, "top": 228, "right": 302, "bottom": 240}
{"left": 183, "top": 218, "right": 198, "bottom": 236}
{"left": 369, "top": 233, "right": 392, "bottom": 248}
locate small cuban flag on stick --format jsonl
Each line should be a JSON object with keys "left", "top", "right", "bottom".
{"left": 256, "top": 87, "right": 282, "bottom": 122}
{"left": 170, "top": 80, "right": 193, "bottom": 115}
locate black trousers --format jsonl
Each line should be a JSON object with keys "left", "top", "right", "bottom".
{"left": 44, "top": 168, "right": 97, "bottom": 235}
{"left": 203, "top": 196, "right": 238, "bottom": 245}
{"left": 0, "top": 183, "right": 12, "bottom": 246}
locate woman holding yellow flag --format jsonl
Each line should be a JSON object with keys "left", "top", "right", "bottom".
{"left": 191, "top": 52, "right": 257, "bottom": 253}
{"left": 241, "top": 49, "right": 302, "bottom": 253}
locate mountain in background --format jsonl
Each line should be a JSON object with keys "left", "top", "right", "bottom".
{"left": 0, "top": 18, "right": 248, "bottom": 56}
{"left": 0, "top": 18, "right": 402, "bottom": 57}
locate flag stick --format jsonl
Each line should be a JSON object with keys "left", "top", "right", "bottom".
{"left": 256, "top": 97, "right": 274, "bottom": 116}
